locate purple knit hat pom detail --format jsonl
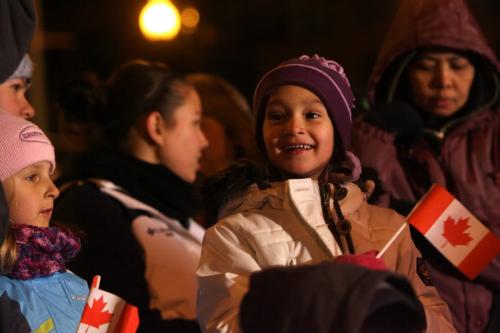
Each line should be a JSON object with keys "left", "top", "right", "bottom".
{"left": 299, "top": 54, "right": 352, "bottom": 88}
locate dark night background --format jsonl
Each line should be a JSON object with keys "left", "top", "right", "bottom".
{"left": 32, "top": 0, "right": 500, "bottom": 131}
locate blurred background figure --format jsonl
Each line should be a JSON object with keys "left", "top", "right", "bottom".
{"left": 240, "top": 262, "right": 426, "bottom": 333}
{"left": 54, "top": 60, "right": 207, "bottom": 332}
{"left": 186, "top": 73, "right": 260, "bottom": 177}
{"left": 0, "top": 0, "right": 36, "bottom": 119}
{"left": 0, "top": 0, "right": 37, "bottom": 246}
{"left": 186, "top": 73, "right": 261, "bottom": 228}
{"left": 352, "top": 0, "right": 500, "bottom": 332}
{"left": 50, "top": 77, "right": 101, "bottom": 179}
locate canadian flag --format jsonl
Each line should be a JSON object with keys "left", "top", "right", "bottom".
{"left": 77, "top": 276, "right": 140, "bottom": 333}
{"left": 408, "top": 184, "right": 500, "bottom": 280}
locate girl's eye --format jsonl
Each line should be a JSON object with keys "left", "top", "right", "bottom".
{"left": 305, "top": 111, "right": 320, "bottom": 119}
{"left": 267, "top": 112, "right": 285, "bottom": 121}
{"left": 415, "top": 60, "right": 435, "bottom": 71}
{"left": 25, "top": 174, "right": 39, "bottom": 182}
{"left": 11, "top": 83, "right": 23, "bottom": 92}
{"left": 450, "top": 61, "right": 470, "bottom": 71}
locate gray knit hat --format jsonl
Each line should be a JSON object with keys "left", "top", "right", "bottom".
{"left": 0, "top": 0, "right": 36, "bottom": 82}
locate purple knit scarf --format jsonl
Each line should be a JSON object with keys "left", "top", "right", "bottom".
{"left": 8, "top": 224, "right": 81, "bottom": 280}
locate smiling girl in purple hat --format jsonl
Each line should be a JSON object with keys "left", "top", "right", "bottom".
{"left": 196, "top": 54, "right": 456, "bottom": 333}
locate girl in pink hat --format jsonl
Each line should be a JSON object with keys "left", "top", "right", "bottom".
{"left": 0, "top": 112, "right": 88, "bottom": 332}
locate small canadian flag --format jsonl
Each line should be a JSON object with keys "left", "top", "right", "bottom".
{"left": 408, "top": 184, "right": 500, "bottom": 280}
{"left": 77, "top": 276, "right": 140, "bottom": 333}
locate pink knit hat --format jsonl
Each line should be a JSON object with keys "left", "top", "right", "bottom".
{"left": 0, "top": 112, "right": 55, "bottom": 181}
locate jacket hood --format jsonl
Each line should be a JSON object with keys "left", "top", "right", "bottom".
{"left": 369, "top": 0, "right": 500, "bottom": 106}
{"left": 218, "top": 179, "right": 365, "bottom": 221}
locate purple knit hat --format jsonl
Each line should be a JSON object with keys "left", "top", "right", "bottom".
{"left": 0, "top": 112, "right": 55, "bottom": 181}
{"left": 253, "top": 54, "right": 355, "bottom": 153}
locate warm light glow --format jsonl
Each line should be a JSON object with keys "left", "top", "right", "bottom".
{"left": 181, "top": 7, "right": 200, "bottom": 29}
{"left": 139, "top": 0, "right": 181, "bottom": 41}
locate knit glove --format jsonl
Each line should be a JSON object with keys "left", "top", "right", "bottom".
{"left": 364, "top": 101, "right": 424, "bottom": 147}
{"left": 333, "top": 250, "right": 387, "bottom": 270}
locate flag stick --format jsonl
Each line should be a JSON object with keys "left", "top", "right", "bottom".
{"left": 91, "top": 275, "right": 101, "bottom": 289}
{"left": 376, "top": 223, "right": 407, "bottom": 259}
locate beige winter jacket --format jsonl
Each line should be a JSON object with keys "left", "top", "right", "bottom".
{"left": 197, "top": 178, "right": 456, "bottom": 333}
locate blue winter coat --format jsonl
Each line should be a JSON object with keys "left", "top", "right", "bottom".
{"left": 0, "top": 271, "right": 88, "bottom": 333}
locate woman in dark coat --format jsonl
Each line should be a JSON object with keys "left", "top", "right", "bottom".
{"left": 352, "top": 0, "right": 500, "bottom": 332}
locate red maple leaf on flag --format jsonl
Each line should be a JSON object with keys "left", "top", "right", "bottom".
{"left": 441, "top": 216, "right": 473, "bottom": 248}
{"left": 80, "top": 296, "right": 113, "bottom": 331}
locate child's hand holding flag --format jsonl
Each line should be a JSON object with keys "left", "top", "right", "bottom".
{"left": 407, "top": 184, "right": 500, "bottom": 279}
{"left": 377, "top": 184, "right": 500, "bottom": 280}
{"left": 77, "top": 276, "right": 140, "bottom": 333}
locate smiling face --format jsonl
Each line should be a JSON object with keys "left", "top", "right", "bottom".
{"left": 263, "top": 85, "right": 334, "bottom": 179}
{"left": 408, "top": 51, "right": 475, "bottom": 117}
{"left": 157, "top": 87, "right": 209, "bottom": 183}
{"left": 2, "top": 161, "right": 59, "bottom": 227}
{"left": 0, "top": 77, "right": 35, "bottom": 119}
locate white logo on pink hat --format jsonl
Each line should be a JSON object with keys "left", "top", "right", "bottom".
{"left": 19, "top": 125, "right": 50, "bottom": 144}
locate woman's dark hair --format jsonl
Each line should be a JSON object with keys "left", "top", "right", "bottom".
{"left": 96, "top": 60, "right": 191, "bottom": 146}
{"left": 56, "top": 60, "right": 192, "bottom": 148}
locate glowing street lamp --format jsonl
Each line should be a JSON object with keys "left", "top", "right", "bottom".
{"left": 139, "top": 0, "right": 181, "bottom": 41}
{"left": 181, "top": 7, "right": 200, "bottom": 29}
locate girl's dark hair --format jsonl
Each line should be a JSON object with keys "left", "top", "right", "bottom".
{"left": 197, "top": 160, "right": 270, "bottom": 227}
{"left": 198, "top": 131, "right": 355, "bottom": 227}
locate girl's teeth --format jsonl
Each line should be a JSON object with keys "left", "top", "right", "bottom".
{"left": 284, "top": 144, "right": 312, "bottom": 151}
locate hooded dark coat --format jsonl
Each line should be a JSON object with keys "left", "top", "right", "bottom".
{"left": 352, "top": 0, "right": 500, "bottom": 332}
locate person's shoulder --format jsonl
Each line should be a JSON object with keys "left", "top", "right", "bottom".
{"left": 57, "top": 271, "right": 89, "bottom": 292}
{"left": 449, "top": 106, "right": 498, "bottom": 135}
{"left": 209, "top": 191, "right": 280, "bottom": 237}
{"left": 58, "top": 179, "right": 108, "bottom": 199}
{"left": 217, "top": 181, "right": 278, "bottom": 217}
{"left": 364, "top": 201, "right": 405, "bottom": 228}
{"left": 0, "top": 275, "right": 16, "bottom": 288}
{"left": 352, "top": 117, "right": 396, "bottom": 143}
{"left": 0, "top": 275, "right": 33, "bottom": 297}
{"left": 55, "top": 180, "right": 126, "bottom": 213}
